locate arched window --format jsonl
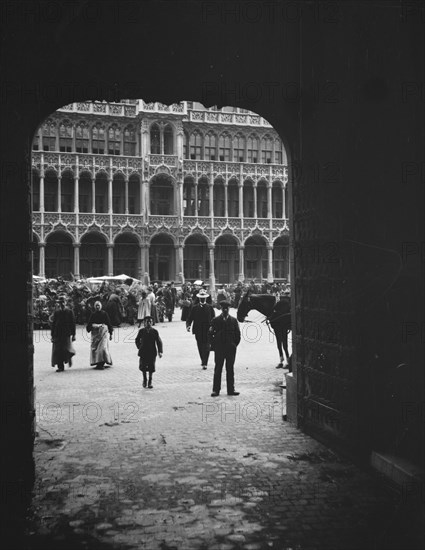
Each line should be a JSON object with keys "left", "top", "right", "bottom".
{"left": 123, "top": 126, "right": 136, "bottom": 156}
{"left": 150, "top": 124, "right": 160, "bottom": 154}
{"left": 204, "top": 132, "right": 217, "bottom": 160}
{"left": 219, "top": 133, "right": 231, "bottom": 161}
{"left": 164, "top": 124, "right": 174, "bottom": 155}
{"left": 108, "top": 125, "right": 121, "bottom": 155}
{"left": 59, "top": 122, "right": 73, "bottom": 152}
{"left": 92, "top": 125, "right": 105, "bottom": 154}
{"left": 42, "top": 121, "right": 57, "bottom": 151}
{"left": 189, "top": 131, "right": 202, "bottom": 160}
{"left": 247, "top": 135, "right": 259, "bottom": 163}
{"left": 275, "top": 138, "right": 283, "bottom": 164}
{"left": 76, "top": 124, "right": 89, "bottom": 153}
{"left": 261, "top": 135, "right": 273, "bottom": 164}
{"left": 233, "top": 134, "right": 245, "bottom": 162}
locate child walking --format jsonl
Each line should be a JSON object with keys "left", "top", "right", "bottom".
{"left": 135, "top": 315, "right": 163, "bottom": 388}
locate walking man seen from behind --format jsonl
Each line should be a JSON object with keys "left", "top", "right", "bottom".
{"left": 186, "top": 289, "right": 215, "bottom": 369}
{"left": 209, "top": 300, "right": 241, "bottom": 396}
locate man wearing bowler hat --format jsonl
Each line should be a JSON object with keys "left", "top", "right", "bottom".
{"left": 186, "top": 288, "right": 215, "bottom": 369}
{"left": 209, "top": 300, "right": 241, "bottom": 396}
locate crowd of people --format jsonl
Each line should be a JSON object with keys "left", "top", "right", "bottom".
{"left": 49, "top": 284, "right": 243, "bottom": 396}
{"left": 44, "top": 277, "right": 290, "bottom": 395}
{"left": 34, "top": 278, "right": 291, "bottom": 330}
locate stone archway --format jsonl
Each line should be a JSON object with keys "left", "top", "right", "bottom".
{"left": 2, "top": 5, "right": 423, "bottom": 527}
{"left": 79, "top": 232, "right": 108, "bottom": 278}
{"left": 113, "top": 233, "right": 140, "bottom": 278}
{"left": 149, "top": 233, "right": 175, "bottom": 282}
{"left": 45, "top": 231, "right": 73, "bottom": 279}
{"left": 215, "top": 234, "right": 239, "bottom": 284}
{"left": 244, "top": 234, "right": 268, "bottom": 281}
{"left": 184, "top": 233, "right": 209, "bottom": 281}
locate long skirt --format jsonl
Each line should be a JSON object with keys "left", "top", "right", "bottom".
{"left": 51, "top": 336, "right": 75, "bottom": 367}
{"left": 90, "top": 324, "right": 112, "bottom": 366}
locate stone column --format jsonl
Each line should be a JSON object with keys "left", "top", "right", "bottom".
{"left": 267, "top": 182, "right": 272, "bottom": 219}
{"left": 194, "top": 183, "right": 198, "bottom": 216}
{"left": 125, "top": 177, "right": 129, "bottom": 215}
{"left": 238, "top": 245, "right": 245, "bottom": 282}
{"left": 208, "top": 243, "right": 216, "bottom": 292}
{"left": 39, "top": 169, "right": 45, "bottom": 225}
{"left": 39, "top": 169, "right": 45, "bottom": 212}
{"left": 175, "top": 180, "right": 183, "bottom": 222}
{"left": 224, "top": 182, "right": 228, "bottom": 218}
{"left": 267, "top": 244, "right": 274, "bottom": 282}
{"left": 267, "top": 181, "right": 273, "bottom": 229}
{"left": 238, "top": 182, "right": 243, "bottom": 218}
{"left": 146, "top": 180, "right": 151, "bottom": 216}
{"left": 39, "top": 243, "right": 45, "bottom": 278}
{"left": 74, "top": 175, "right": 79, "bottom": 213}
{"left": 254, "top": 182, "right": 258, "bottom": 219}
{"left": 107, "top": 243, "right": 114, "bottom": 276}
{"left": 144, "top": 243, "right": 150, "bottom": 285}
{"left": 92, "top": 176, "right": 96, "bottom": 214}
{"left": 57, "top": 175, "right": 62, "bottom": 213}
{"left": 140, "top": 179, "right": 144, "bottom": 220}
{"left": 73, "top": 243, "right": 80, "bottom": 279}
{"left": 139, "top": 243, "right": 145, "bottom": 280}
{"left": 282, "top": 184, "right": 286, "bottom": 219}
{"left": 175, "top": 244, "right": 185, "bottom": 283}
{"left": 209, "top": 177, "right": 214, "bottom": 219}
{"left": 108, "top": 176, "right": 113, "bottom": 214}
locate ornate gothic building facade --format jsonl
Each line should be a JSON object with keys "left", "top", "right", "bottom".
{"left": 31, "top": 100, "right": 289, "bottom": 288}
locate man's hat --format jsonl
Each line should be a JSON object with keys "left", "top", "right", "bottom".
{"left": 197, "top": 289, "right": 210, "bottom": 298}
{"left": 193, "top": 280, "right": 203, "bottom": 286}
{"left": 220, "top": 300, "right": 231, "bottom": 308}
{"left": 143, "top": 315, "right": 153, "bottom": 321}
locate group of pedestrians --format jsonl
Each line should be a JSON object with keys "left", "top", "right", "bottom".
{"left": 185, "top": 288, "right": 241, "bottom": 396}
{"left": 50, "top": 285, "right": 242, "bottom": 396}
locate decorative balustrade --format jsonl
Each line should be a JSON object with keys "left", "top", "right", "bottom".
{"left": 149, "top": 215, "right": 179, "bottom": 228}
{"left": 148, "top": 154, "right": 178, "bottom": 167}
{"left": 140, "top": 101, "right": 186, "bottom": 114}
{"left": 182, "top": 160, "right": 287, "bottom": 182}
{"left": 227, "top": 217, "right": 242, "bottom": 229}
{"left": 189, "top": 110, "right": 272, "bottom": 127}
{"left": 112, "top": 214, "right": 143, "bottom": 226}
{"left": 79, "top": 213, "right": 110, "bottom": 226}
{"left": 32, "top": 152, "right": 143, "bottom": 175}
{"left": 44, "top": 213, "right": 61, "bottom": 225}
{"left": 58, "top": 102, "right": 137, "bottom": 117}
{"left": 60, "top": 213, "right": 77, "bottom": 225}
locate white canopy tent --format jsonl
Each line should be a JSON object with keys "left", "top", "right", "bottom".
{"left": 86, "top": 274, "right": 141, "bottom": 284}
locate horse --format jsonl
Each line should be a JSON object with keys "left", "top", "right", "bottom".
{"left": 237, "top": 290, "right": 292, "bottom": 371}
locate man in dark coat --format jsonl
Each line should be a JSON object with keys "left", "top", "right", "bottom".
{"left": 209, "top": 301, "right": 241, "bottom": 396}
{"left": 186, "top": 289, "right": 216, "bottom": 369}
{"left": 135, "top": 315, "right": 163, "bottom": 388}
{"left": 51, "top": 295, "right": 76, "bottom": 372}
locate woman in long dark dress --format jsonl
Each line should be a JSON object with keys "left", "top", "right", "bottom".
{"left": 180, "top": 284, "right": 192, "bottom": 322}
{"left": 86, "top": 301, "right": 113, "bottom": 370}
{"left": 105, "top": 292, "right": 124, "bottom": 327}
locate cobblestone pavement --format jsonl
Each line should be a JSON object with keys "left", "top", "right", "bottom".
{"left": 24, "top": 309, "right": 423, "bottom": 550}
